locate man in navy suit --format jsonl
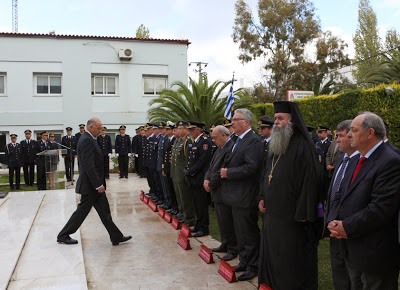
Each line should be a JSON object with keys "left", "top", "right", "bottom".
{"left": 328, "top": 112, "right": 400, "bottom": 289}
{"left": 324, "top": 120, "right": 359, "bottom": 290}
{"left": 220, "top": 108, "right": 263, "bottom": 281}
{"left": 57, "top": 117, "right": 131, "bottom": 246}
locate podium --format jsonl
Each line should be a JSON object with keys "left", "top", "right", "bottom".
{"left": 37, "top": 149, "right": 66, "bottom": 189}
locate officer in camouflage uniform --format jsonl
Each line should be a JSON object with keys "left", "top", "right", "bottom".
{"left": 171, "top": 121, "right": 196, "bottom": 225}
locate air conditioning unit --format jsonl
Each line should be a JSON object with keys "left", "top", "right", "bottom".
{"left": 118, "top": 48, "right": 133, "bottom": 60}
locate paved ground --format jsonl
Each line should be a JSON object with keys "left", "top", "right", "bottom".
{"left": 80, "top": 174, "right": 258, "bottom": 289}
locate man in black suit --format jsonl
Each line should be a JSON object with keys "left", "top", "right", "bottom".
{"left": 20, "top": 129, "right": 38, "bottom": 186}
{"left": 328, "top": 112, "right": 400, "bottom": 289}
{"left": 204, "top": 125, "right": 237, "bottom": 261}
{"left": 324, "top": 120, "right": 359, "bottom": 290}
{"left": 220, "top": 108, "right": 263, "bottom": 281}
{"left": 57, "top": 117, "right": 131, "bottom": 246}
{"left": 62, "top": 127, "right": 77, "bottom": 182}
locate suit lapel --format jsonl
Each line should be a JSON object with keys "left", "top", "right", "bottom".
{"left": 224, "top": 130, "right": 253, "bottom": 164}
{"left": 341, "top": 145, "right": 384, "bottom": 203}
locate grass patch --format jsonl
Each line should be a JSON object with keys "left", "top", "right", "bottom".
{"left": 0, "top": 182, "right": 65, "bottom": 192}
{"left": 208, "top": 206, "right": 334, "bottom": 289}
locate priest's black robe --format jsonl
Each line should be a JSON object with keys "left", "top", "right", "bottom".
{"left": 258, "top": 129, "right": 320, "bottom": 290}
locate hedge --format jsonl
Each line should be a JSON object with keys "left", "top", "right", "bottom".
{"left": 249, "top": 84, "right": 400, "bottom": 148}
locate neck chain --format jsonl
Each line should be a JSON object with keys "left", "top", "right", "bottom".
{"left": 268, "top": 155, "right": 281, "bottom": 185}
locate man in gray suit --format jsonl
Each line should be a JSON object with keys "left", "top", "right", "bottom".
{"left": 220, "top": 109, "right": 263, "bottom": 281}
{"left": 204, "top": 125, "right": 237, "bottom": 261}
{"left": 57, "top": 117, "right": 131, "bottom": 246}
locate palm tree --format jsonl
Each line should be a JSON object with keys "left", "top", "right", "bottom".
{"left": 364, "top": 49, "right": 400, "bottom": 85}
{"left": 147, "top": 76, "right": 237, "bottom": 128}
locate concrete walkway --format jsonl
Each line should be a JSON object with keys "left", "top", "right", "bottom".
{"left": 80, "top": 174, "right": 257, "bottom": 289}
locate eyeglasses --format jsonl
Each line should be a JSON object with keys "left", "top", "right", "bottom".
{"left": 232, "top": 118, "right": 245, "bottom": 122}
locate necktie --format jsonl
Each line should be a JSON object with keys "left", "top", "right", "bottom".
{"left": 351, "top": 157, "right": 367, "bottom": 183}
{"left": 232, "top": 137, "right": 241, "bottom": 152}
{"left": 330, "top": 157, "right": 349, "bottom": 201}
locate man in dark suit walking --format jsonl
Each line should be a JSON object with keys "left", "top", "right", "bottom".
{"left": 220, "top": 108, "right": 263, "bottom": 281}
{"left": 328, "top": 112, "right": 400, "bottom": 289}
{"left": 204, "top": 125, "right": 237, "bottom": 261}
{"left": 57, "top": 117, "right": 131, "bottom": 246}
{"left": 324, "top": 120, "right": 359, "bottom": 290}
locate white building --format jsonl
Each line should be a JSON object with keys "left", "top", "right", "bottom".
{"left": 0, "top": 32, "right": 189, "bottom": 158}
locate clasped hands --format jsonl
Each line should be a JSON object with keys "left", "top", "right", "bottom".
{"left": 327, "top": 220, "right": 348, "bottom": 239}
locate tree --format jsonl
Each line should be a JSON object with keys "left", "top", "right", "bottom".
{"left": 147, "top": 76, "right": 236, "bottom": 128}
{"left": 136, "top": 24, "right": 150, "bottom": 38}
{"left": 232, "top": 0, "right": 320, "bottom": 100}
{"left": 291, "top": 31, "right": 351, "bottom": 95}
{"left": 363, "top": 29, "right": 400, "bottom": 85}
{"left": 353, "top": 0, "right": 381, "bottom": 86}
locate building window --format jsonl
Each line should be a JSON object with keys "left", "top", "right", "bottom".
{"left": 34, "top": 75, "right": 62, "bottom": 95}
{"left": 0, "top": 74, "right": 6, "bottom": 95}
{"left": 143, "top": 76, "right": 167, "bottom": 96}
{"left": 91, "top": 75, "right": 118, "bottom": 95}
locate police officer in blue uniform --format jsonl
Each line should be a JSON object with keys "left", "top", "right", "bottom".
{"left": 97, "top": 127, "right": 112, "bottom": 179}
{"left": 4, "top": 134, "right": 23, "bottom": 190}
{"left": 115, "top": 125, "right": 131, "bottom": 178}
{"left": 62, "top": 127, "right": 77, "bottom": 182}
{"left": 20, "top": 129, "right": 38, "bottom": 186}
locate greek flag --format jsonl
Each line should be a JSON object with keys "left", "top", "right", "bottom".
{"left": 224, "top": 78, "right": 235, "bottom": 119}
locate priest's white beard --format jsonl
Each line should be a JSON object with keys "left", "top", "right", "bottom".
{"left": 268, "top": 122, "right": 293, "bottom": 157}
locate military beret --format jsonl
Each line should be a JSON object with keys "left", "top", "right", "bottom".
{"left": 119, "top": 125, "right": 126, "bottom": 130}
{"left": 24, "top": 129, "right": 32, "bottom": 134}
{"left": 258, "top": 118, "right": 274, "bottom": 128}
{"left": 10, "top": 134, "right": 18, "bottom": 138}
{"left": 79, "top": 124, "right": 85, "bottom": 128}
{"left": 317, "top": 125, "right": 330, "bottom": 132}
{"left": 66, "top": 127, "right": 73, "bottom": 131}
{"left": 223, "top": 119, "right": 232, "bottom": 127}
{"left": 102, "top": 126, "right": 107, "bottom": 130}
{"left": 49, "top": 133, "right": 55, "bottom": 137}
{"left": 188, "top": 121, "right": 205, "bottom": 129}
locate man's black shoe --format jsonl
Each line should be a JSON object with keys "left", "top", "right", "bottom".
{"left": 156, "top": 200, "right": 164, "bottom": 206}
{"left": 105, "top": 176, "right": 110, "bottom": 179}
{"left": 237, "top": 271, "right": 257, "bottom": 281}
{"left": 57, "top": 236, "right": 78, "bottom": 245}
{"left": 119, "top": 176, "right": 123, "bottom": 179}
{"left": 211, "top": 245, "right": 227, "bottom": 253}
{"left": 125, "top": 176, "right": 128, "bottom": 179}
{"left": 193, "top": 231, "right": 208, "bottom": 238}
{"left": 233, "top": 264, "right": 246, "bottom": 272}
{"left": 221, "top": 253, "right": 238, "bottom": 261}
{"left": 190, "top": 227, "right": 198, "bottom": 233}
{"left": 112, "top": 235, "right": 132, "bottom": 246}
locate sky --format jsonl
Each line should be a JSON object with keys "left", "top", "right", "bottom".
{"left": 0, "top": 0, "right": 399, "bottom": 89}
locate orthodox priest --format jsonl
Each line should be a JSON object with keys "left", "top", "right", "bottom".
{"left": 258, "top": 101, "right": 321, "bottom": 289}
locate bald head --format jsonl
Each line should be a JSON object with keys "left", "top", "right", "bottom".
{"left": 87, "top": 117, "right": 102, "bottom": 138}
{"left": 211, "top": 125, "right": 230, "bottom": 147}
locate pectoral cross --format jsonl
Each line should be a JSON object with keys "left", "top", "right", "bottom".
{"left": 268, "top": 173, "right": 273, "bottom": 185}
